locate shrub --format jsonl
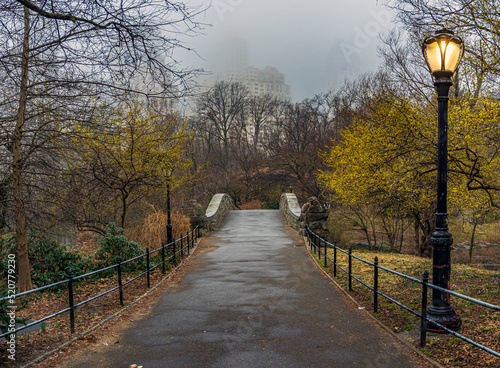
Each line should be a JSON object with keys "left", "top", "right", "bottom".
{"left": 126, "top": 207, "right": 192, "bottom": 249}
{"left": 263, "top": 201, "right": 280, "bottom": 210}
{"left": 95, "top": 223, "right": 145, "bottom": 272}
{"left": 0, "top": 231, "right": 93, "bottom": 288}
{"left": 28, "top": 230, "right": 94, "bottom": 286}
{"left": 326, "top": 211, "right": 348, "bottom": 246}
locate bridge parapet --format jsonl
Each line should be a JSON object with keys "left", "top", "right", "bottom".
{"left": 190, "top": 193, "right": 234, "bottom": 234}
{"left": 280, "top": 194, "right": 329, "bottom": 235}
{"left": 280, "top": 193, "right": 302, "bottom": 233}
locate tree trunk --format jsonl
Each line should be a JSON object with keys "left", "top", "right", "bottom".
{"left": 469, "top": 221, "right": 478, "bottom": 264}
{"left": 120, "top": 191, "right": 129, "bottom": 230}
{"left": 253, "top": 121, "right": 260, "bottom": 150}
{"left": 399, "top": 221, "right": 404, "bottom": 253}
{"left": 354, "top": 210, "right": 371, "bottom": 248}
{"left": 414, "top": 215, "right": 420, "bottom": 253}
{"left": 419, "top": 220, "right": 433, "bottom": 257}
{"left": 369, "top": 216, "right": 377, "bottom": 250}
{"left": 13, "top": 6, "right": 32, "bottom": 292}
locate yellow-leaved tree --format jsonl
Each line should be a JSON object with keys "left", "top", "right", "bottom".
{"left": 448, "top": 95, "right": 500, "bottom": 261}
{"left": 54, "top": 99, "right": 192, "bottom": 234}
{"left": 320, "top": 88, "right": 500, "bottom": 256}
{"left": 319, "top": 92, "right": 438, "bottom": 254}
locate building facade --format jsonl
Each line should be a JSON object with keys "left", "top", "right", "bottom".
{"left": 239, "top": 66, "right": 292, "bottom": 102}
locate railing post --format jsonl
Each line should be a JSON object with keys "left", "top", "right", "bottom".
{"left": 161, "top": 242, "right": 165, "bottom": 274}
{"left": 306, "top": 227, "right": 312, "bottom": 251}
{"left": 318, "top": 236, "right": 321, "bottom": 260}
{"left": 374, "top": 256, "right": 379, "bottom": 313}
{"left": 172, "top": 238, "right": 176, "bottom": 265}
{"left": 180, "top": 234, "right": 184, "bottom": 258}
{"left": 420, "top": 271, "right": 429, "bottom": 348}
{"left": 314, "top": 235, "right": 317, "bottom": 255}
{"left": 187, "top": 231, "right": 190, "bottom": 255}
{"left": 306, "top": 229, "right": 310, "bottom": 250}
{"left": 333, "top": 242, "right": 337, "bottom": 277}
{"left": 324, "top": 237, "right": 328, "bottom": 268}
{"left": 67, "top": 269, "right": 75, "bottom": 334}
{"left": 348, "top": 247, "right": 353, "bottom": 292}
{"left": 146, "top": 247, "right": 150, "bottom": 288}
{"left": 117, "top": 257, "right": 124, "bottom": 306}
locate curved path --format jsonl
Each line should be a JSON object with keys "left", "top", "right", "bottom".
{"left": 61, "top": 210, "right": 430, "bottom": 368}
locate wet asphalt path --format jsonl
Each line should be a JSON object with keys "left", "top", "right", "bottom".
{"left": 62, "top": 210, "right": 428, "bottom": 368}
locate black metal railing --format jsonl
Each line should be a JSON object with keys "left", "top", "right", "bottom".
{"left": 306, "top": 226, "right": 500, "bottom": 359}
{"left": 0, "top": 225, "right": 200, "bottom": 339}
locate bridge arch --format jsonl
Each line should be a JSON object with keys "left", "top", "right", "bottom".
{"left": 191, "top": 193, "right": 234, "bottom": 233}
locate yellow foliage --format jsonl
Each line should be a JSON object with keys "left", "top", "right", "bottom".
{"left": 319, "top": 94, "right": 435, "bottom": 216}
{"left": 57, "top": 98, "right": 194, "bottom": 229}
{"left": 320, "top": 92, "right": 500, "bottom": 217}
{"left": 448, "top": 95, "right": 500, "bottom": 213}
{"left": 69, "top": 100, "right": 192, "bottom": 189}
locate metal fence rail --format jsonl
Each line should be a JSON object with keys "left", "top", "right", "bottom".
{"left": 0, "top": 225, "right": 200, "bottom": 339}
{"left": 306, "top": 226, "right": 500, "bottom": 359}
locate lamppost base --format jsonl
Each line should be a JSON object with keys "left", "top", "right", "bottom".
{"left": 427, "top": 304, "right": 461, "bottom": 333}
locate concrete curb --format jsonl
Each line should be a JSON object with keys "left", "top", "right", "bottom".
{"left": 302, "top": 238, "right": 444, "bottom": 368}
{"left": 22, "top": 240, "right": 202, "bottom": 368}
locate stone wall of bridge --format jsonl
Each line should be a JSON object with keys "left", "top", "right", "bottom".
{"left": 280, "top": 193, "right": 329, "bottom": 235}
{"left": 190, "top": 193, "right": 234, "bottom": 234}
{"left": 279, "top": 193, "right": 302, "bottom": 232}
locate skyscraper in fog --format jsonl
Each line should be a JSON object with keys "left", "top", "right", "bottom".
{"left": 239, "top": 66, "right": 291, "bottom": 102}
{"left": 206, "top": 35, "right": 292, "bottom": 102}
{"left": 212, "top": 36, "right": 248, "bottom": 78}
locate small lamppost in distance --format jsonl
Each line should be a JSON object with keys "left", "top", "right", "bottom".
{"left": 163, "top": 168, "right": 174, "bottom": 247}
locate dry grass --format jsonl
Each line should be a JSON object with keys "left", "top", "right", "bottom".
{"left": 126, "top": 206, "right": 192, "bottom": 249}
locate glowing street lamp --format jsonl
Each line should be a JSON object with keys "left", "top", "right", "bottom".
{"left": 422, "top": 29, "right": 464, "bottom": 333}
{"left": 423, "top": 30, "right": 464, "bottom": 77}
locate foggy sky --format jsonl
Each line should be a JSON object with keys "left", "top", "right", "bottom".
{"left": 177, "top": 0, "right": 395, "bottom": 102}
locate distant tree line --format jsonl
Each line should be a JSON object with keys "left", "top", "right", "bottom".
{"left": 189, "top": 80, "right": 358, "bottom": 207}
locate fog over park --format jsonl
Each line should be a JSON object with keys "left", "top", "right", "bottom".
{"left": 176, "top": 0, "right": 395, "bottom": 101}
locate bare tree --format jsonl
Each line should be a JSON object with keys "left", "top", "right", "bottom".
{"left": 266, "top": 101, "right": 334, "bottom": 200}
{"left": 247, "top": 94, "right": 276, "bottom": 150}
{"left": 0, "top": 0, "right": 205, "bottom": 291}
{"left": 386, "top": 0, "right": 500, "bottom": 97}
{"left": 196, "top": 81, "right": 249, "bottom": 168}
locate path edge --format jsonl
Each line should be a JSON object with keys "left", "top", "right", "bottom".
{"left": 302, "top": 238, "right": 444, "bottom": 368}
